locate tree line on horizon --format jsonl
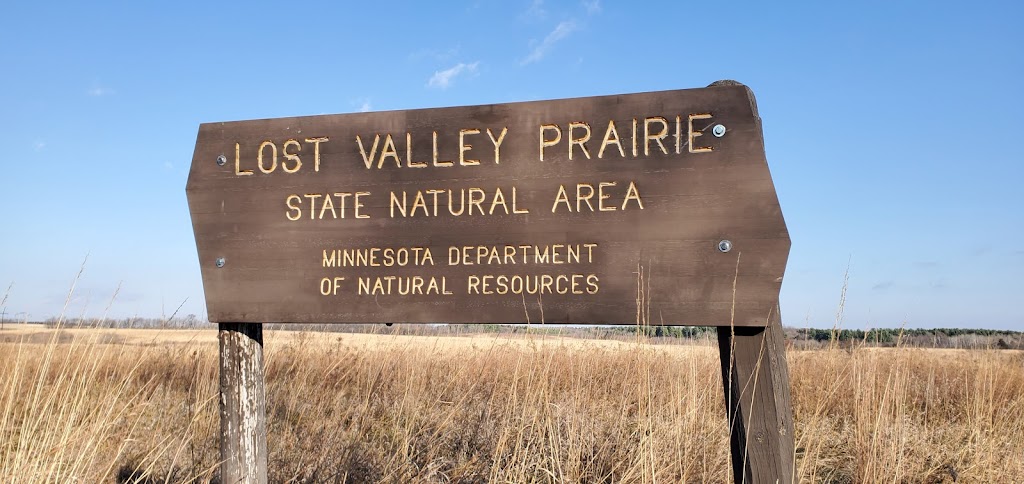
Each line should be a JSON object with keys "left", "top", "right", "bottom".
{"left": 23, "top": 315, "right": 1024, "bottom": 350}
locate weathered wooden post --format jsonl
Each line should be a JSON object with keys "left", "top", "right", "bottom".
{"left": 218, "top": 323, "right": 268, "bottom": 484}
{"left": 718, "top": 312, "right": 794, "bottom": 483}
{"left": 186, "top": 81, "right": 793, "bottom": 483}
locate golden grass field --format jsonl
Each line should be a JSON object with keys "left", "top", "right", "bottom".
{"left": 0, "top": 324, "right": 1022, "bottom": 483}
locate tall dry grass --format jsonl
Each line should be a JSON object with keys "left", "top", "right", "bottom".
{"left": 0, "top": 331, "right": 220, "bottom": 482}
{"left": 0, "top": 325, "right": 1022, "bottom": 483}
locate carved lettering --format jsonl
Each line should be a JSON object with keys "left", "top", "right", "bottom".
{"left": 552, "top": 181, "right": 643, "bottom": 212}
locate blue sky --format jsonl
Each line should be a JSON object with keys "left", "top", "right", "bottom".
{"left": 1, "top": 1, "right": 1021, "bottom": 330}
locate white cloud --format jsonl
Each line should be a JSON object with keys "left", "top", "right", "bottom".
{"left": 427, "top": 62, "right": 480, "bottom": 89}
{"left": 351, "top": 97, "right": 373, "bottom": 112}
{"left": 521, "top": 20, "right": 577, "bottom": 65}
{"left": 525, "top": 0, "right": 547, "bottom": 20}
{"left": 87, "top": 86, "right": 115, "bottom": 97}
{"left": 348, "top": 97, "right": 373, "bottom": 113}
{"left": 582, "top": 0, "right": 601, "bottom": 14}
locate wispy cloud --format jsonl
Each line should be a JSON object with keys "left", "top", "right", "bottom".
{"left": 87, "top": 86, "right": 115, "bottom": 97}
{"left": 582, "top": 0, "right": 601, "bottom": 14}
{"left": 521, "top": 20, "right": 577, "bottom": 65}
{"left": 351, "top": 97, "right": 373, "bottom": 112}
{"left": 33, "top": 140, "right": 46, "bottom": 151}
{"left": 427, "top": 61, "right": 480, "bottom": 89}
{"left": 524, "top": 0, "right": 547, "bottom": 20}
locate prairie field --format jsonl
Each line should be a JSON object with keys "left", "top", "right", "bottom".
{"left": 0, "top": 324, "right": 1022, "bottom": 483}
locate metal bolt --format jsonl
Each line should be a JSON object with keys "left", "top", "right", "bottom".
{"left": 215, "top": 257, "right": 226, "bottom": 268}
{"left": 712, "top": 124, "right": 727, "bottom": 138}
{"left": 718, "top": 240, "right": 733, "bottom": 253}
{"left": 216, "top": 154, "right": 227, "bottom": 166}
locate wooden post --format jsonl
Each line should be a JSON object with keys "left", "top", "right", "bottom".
{"left": 717, "top": 309, "right": 795, "bottom": 484}
{"left": 219, "top": 323, "right": 268, "bottom": 484}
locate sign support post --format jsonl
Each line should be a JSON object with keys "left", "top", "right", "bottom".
{"left": 218, "top": 323, "right": 268, "bottom": 484}
{"left": 717, "top": 311, "right": 794, "bottom": 483}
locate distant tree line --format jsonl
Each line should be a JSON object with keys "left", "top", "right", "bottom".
{"left": 29, "top": 317, "right": 1023, "bottom": 350}
{"left": 789, "top": 327, "right": 1023, "bottom": 350}
{"left": 43, "top": 314, "right": 205, "bottom": 329}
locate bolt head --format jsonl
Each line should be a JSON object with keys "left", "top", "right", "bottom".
{"left": 718, "top": 240, "right": 733, "bottom": 253}
{"left": 215, "top": 257, "right": 226, "bottom": 268}
{"left": 712, "top": 124, "right": 727, "bottom": 138}
{"left": 216, "top": 154, "right": 227, "bottom": 166}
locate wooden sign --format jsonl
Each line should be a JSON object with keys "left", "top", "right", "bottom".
{"left": 197, "top": 82, "right": 796, "bottom": 484}
{"left": 186, "top": 84, "right": 789, "bottom": 325}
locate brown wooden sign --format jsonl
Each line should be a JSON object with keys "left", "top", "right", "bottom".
{"left": 186, "top": 84, "right": 789, "bottom": 325}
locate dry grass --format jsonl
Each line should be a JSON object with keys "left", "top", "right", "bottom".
{"left": 0, "top": 325, "right": 1021, "bottom": 483}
